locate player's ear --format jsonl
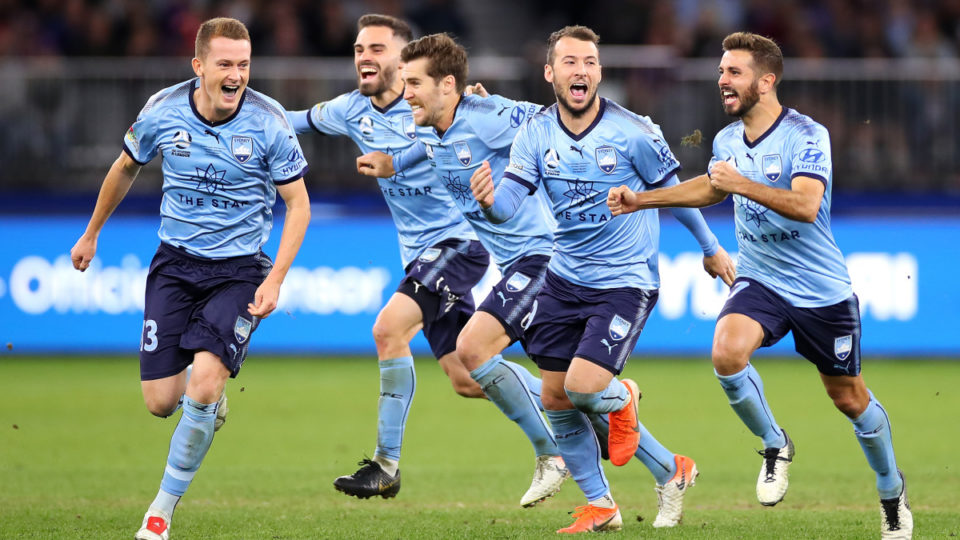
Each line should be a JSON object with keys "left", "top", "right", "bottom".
{"left": 759, "top": 72, "right": 776, "bottom": 94}
{"left": 544, "top": 63, "right": 553, "bottom": 83}
{"left": 192, "top": 57, "right": 203, "bottom": 78}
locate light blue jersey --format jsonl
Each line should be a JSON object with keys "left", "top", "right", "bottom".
{"left": 710, "top": 107, "right": 852, "bottom": 307}
{"left": 410, "top": 94, "right": 553, "bottom": 269}
{"left": 123, "top": 79, "right": 308, "bottom": 259}
{"left": 288, "top": 91, "right": 475, "bottom": 267}
{"left": 503, "top": 99, "right": 682, "bottom": 289}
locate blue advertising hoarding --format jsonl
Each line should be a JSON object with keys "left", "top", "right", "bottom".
{"left": 0, "top": 214, "right": 956, "bottom": 355}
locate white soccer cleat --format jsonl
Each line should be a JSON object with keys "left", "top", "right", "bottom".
{"left": 880, "top": 471, "right": 913, "bottom": 539}
{"left": 135, "top": 508, "right": 171, "bottom": 540}
{"left": 520, "top": 455, "right": 570, "bottom": 507}
{"left": 756, "top": 431, "right": 795, "bottom": 506}
{"left": 653, "top": 454, "right": 699, "bottom": 528}
{"left": 214, "top": 391, "right": 228, "bottom": 432}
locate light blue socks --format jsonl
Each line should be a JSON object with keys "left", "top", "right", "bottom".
{"left": 716, "top": 364, "right": 787, "bottom": 449}
{"left": 374, "top": 356, "right": 416, "bottom": 461}
{"left": 851, "top": 391, "right": 902, "bottom": 498}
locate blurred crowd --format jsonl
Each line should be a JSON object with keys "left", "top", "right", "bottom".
{"left": 2, "top": 0, "right": 960, "bottom": 59}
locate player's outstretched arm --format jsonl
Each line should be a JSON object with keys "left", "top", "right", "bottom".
{"left": 356, "top": 151, "right": 395, "bottom": 178}
{"left": 249, "top": 179, "right": 311, "bottom": 318}
{"left": 710, "top": 160, "right": 823, "bottom": 222}
{"left": 71, "top": 152, "right": 142, "bottom": 272}
{"left": 608, "top": 174, "right": 726, "bottom": 216}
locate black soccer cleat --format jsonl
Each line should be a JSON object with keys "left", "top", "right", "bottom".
{"left": 333, "top": 459, "right": 401, "bottom": 499}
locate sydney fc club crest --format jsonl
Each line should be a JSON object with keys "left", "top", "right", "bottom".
{"left": 762, "top": 154, "right": 782, "bottom": 182}
{"left": 453, "top": 141, "right": 472, "bottom": 166}
{"left": 402, "top": 115, "right": 416, "bottom": 140}
{"left": 234, "top": 316, "right": 253, "bottom": 344}
{"left": 608, "top": 314, "right": 632, "bottom": 341}
{"left": 231, "top": 136, "right": 253, "bottom": 163}
{"left": 595, "top": 145, "right": 617, "bottom": 174}
{"left": 834, "top": 335, "right": 853, "bottom": 361}
{"left": 419, "top": 248, "right": 441, "bottom": 263}
{"left": 505, "top": 272, "right": 531, "bottom": 292}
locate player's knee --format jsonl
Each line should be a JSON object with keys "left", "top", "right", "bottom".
{"left": 450, "top": 373, "right": 483, "bottom": 398}
{"left": 712, "top": 340, "right": 749, "bottom": 375}
{"left": 455, "top": 335, "right": 484, "bottom": 371}
{"left": 540, "top": 389, "right": 572, "bottom": 411}
{"left": 828, "top": 389, "right": 867, "bottom": 418}
{"left": 144, "top": 396, "right": 180, "bottom": 418}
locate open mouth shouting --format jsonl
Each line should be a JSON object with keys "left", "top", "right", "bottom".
{"left": 570, "top": 81, "right": 589, "bottom": 102}
{"left": 721, "top": 88, "right": 738, "bottom": 107}
{"left": 358, "top": 63, "right": 380, "bottom": 83}
{"left": 222, "top": 84, "right": 240, "bottom": 100}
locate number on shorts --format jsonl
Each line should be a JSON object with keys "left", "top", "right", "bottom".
{"left": 140, "top": 319, "right": 158, "bottom": 352}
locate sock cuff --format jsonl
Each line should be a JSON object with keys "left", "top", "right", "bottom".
{"left": 182, "top": 395, "right": 217, "bottom": 419}
{"left": 469, "top": 354, "right": 505, "bottom": 381}
{"left": 380, "top": 356, "right": 414, "bottom": 369}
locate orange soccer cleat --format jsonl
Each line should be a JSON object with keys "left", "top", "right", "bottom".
{"left": 607, "top": 379, "right": 641, "bottom": 466}
{"left": 556, "top": 503, "right": 623, "bottom": 533}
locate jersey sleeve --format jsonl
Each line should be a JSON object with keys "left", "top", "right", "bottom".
{"left": 789, "top": 124, "right": 832, "bottom": 185}
{"left": 122, "top": 104, "right": 160, "bottom": 165}
{"left": 304, "top": 93, "right": 352, "bottom": 137}
{"left": 469, "top": 96, "right": 542, "bottom": 150}
{"left": 502, "top": 119, "right": 542, "bottom": 195}
{"left": 267, "top": 119, "right": 309, "bottom": 184}
{"left": 628, "top": 123, "right": 681, "bottom": 186}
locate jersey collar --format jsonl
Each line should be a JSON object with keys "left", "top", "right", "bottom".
{"left": 743, "top": 106, "right": 789, "bottom": 149}
{"left": 189, "top": 78, "right": 247, "bottom": 127}
{"left": 556, "top": 97, "right": 606, "bottom": 142}
{"left": 371, "top": 89, "right": 405, "bottom": 114}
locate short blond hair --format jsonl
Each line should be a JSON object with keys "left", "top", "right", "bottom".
{"left": 195, "top": 17, "right": 251, "bottom": 60}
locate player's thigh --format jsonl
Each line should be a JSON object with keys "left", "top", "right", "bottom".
{"left": 140, "top": 264, "right": 197, "bottom": 382}
{"left": 186, "top": 350, "right": 232, "bottom": 404}
{"left": 141, "top": 370, "right": 188, "bottom": 417}
{"left": 183, "top": 279, "right": 262, "bottom": 378}
{"left": 456, "top": 311, "right": 513, "bottom": 370}
{"left": 714, "top": 277, "right": 789, "bottom": 374}
{"left": 573, "top": 286, "right": 658, "bottom": 377}
{"left": 540, "top": 369, "right": 573, "bottom": 410}
{"left": 819, "top": 372, "right": 870, "bottom": 417}
{"left": 565, "top": 357, "right": 617, "bottom": 394}
{"left": 712, "top": 313, "right": 766, "bottom": 374}
{"left": 374, "top": 292, "right": 426, "bottom": 343}
{"left": 474, "top": 254, "right": 550, "bottom": 349}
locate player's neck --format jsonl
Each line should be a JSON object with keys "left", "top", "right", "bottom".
{"left": 433, "top": 95, "right": 461, "bottom": 136}
{"left": 742, "top": 99, "right": 782, "bottom": 142}
{"left": 193, "top": 87, "right": 238, "bottom": 123}
{"left": 557, "top": 98, "right": 601, "bottom": 136}
{"left": 371, "top": 79, "right": 404, "bottom": 110}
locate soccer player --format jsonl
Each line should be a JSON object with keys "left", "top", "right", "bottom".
{"left": 353, "top": 32, "right": 571, "bottom": 507}
{"left": 285, "top": 15, "right": 565, "bottom": 505}
{"left": 69, "top": 18, "right": 310, "bottom": 540}
{"left": 470, "top": 26, "right": 736, "bottom": 533}
{"left": 607, "top": 32, "right": 912, "bottom": 539}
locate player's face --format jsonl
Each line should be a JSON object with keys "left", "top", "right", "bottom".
{"left": 193, "top": 37, "right": 250, "bottom": 120}
{"left": 402, "top": 58, "right": 446, "bottom": 127}
{"left": 354, "top": 25, "right": 403, "bottom": 97}
{"left": 718, "top": 49, "right": 761, "bottom": 117}
{"left": 546, "top": 37, "right": 601, "bottom": 118}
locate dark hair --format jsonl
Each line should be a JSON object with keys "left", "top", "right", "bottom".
{"left": 400, "top": 33, "right": 468, "bottom": 93}
{"left": 546, "top": 25, "right": 600, "bottom": 65}
{"left": 722, "top": 32, "right": 784, "bottom": 87}
{"left": 195, "top": 17, "right": 250, "bottom": 59}
{"left": 357, "top": 14, "right": 414, "bottom": 43}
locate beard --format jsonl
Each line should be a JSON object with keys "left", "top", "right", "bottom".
{"left": 357, "top": 63, "right": 396, "bottom": 97}
{"left": 552, "top": 79, "right": 598, "bottom": 119}
{"left": 723, "top": 79, "right": 760, "bottom": 117}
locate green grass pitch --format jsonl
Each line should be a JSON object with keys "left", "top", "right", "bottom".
{"left": 1, "top": 355, "right": 957, "bottom": 539}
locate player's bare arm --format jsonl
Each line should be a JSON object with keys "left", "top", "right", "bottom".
{"left": 469, "top": 160, "right": 495, "bottom": 209}
{"left": 248, "top": 178, "right": 311, "bottom": 318}
{"left": 702, "top": 246, "right": 737, "bottom": 287}
{"left": 71, "top": 151, "right": 142, "bottom": 272}
{"left": 709, "top": 160, "right": 824, "bottom": 223}
{"left": 356, "top": 151, "right": 396, "bottom": 178}
{"left": 608, "top": 174, "right": 727, "bottom": 216}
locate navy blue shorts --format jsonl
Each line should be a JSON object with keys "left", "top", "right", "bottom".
{"left": 139, "top": 243, "right": 272, "bottom": 381}
{"left": 397, "top": 239, "right": 489, "bottom": 359}
{"left": 477, "top": 254, "right": 550, "bottom": 345}
{"left": 526, "top": 270, "right": 658, "bottom": 375}
{"left": 719, "top": 277, "right": 862, "bottom": 376}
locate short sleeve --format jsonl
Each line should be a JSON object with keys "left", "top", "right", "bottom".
{"left": 628, "top": 124, "right": 680, "bottom": 186}
{"left": 502, "top": 120, "right": 541, "bottom": 194}
{"left": 306, "top": 93, "right": 351, "bottom": 137}
{"left": 472, "top": 96, "right": 543, "bottom": 150}
{"left": 267, "top": 120, "right": 309, "bottom": 184}
{"left": 122, "top": 107, "right": 160, "bottom": 165}
{"left": 790, "top": 125, "right": 832, "bottom": 185}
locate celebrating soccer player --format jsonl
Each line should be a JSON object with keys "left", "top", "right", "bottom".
{"left": 70, "top": 18, "right": 311, "bottom": 540}
{"left": 607, "top": 32, "right": 912, "bottom": 539}
{"left": 285, "top": 16, "right": 564, "bottom": 505}
{"left": 471, "top": 26, "right": 735, "bottom": 533}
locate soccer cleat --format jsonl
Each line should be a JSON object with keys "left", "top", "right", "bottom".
{"left": 880, "top": 471, "right": 913, "bottom": 540}
{"left": 520, "top": 455, "right": 570, "bottom": 507}
{"left": 213, "top": 391, "right": 228, "bottom": 432}
{"left": 756, "top": 431, "right": 795, "bottom": 506}
{"left": 556, "top": 503, "right": 623, "bottom": 533}
{"left": 653, "top": 454, "right": 699, "bottom": 528}
{"left": 134, "top": 508, "right": 171, "bottom": 540}
{"left": 333, "top": 459, "right": 401, "bottom": 499}
{"left": 607, "top": 379, "right": 641, "bottom": 466}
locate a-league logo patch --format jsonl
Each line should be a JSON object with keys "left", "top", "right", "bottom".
{"left": 402, "top": 115, "right": 416, "bottom": 140}
{"left": 234, "top": 316, "right": 253, "bottom": 344}
{"left": 608, "top": 314, "right": 631, "bottom": 341}
{"left": 231, "top": 136, "right": 253, "bottom": 163}
{"left": 834, "top": 335, "right": 853, "bottom": 361}
{"left": 419, "top": 248, "right": 441, "bottom": 263}
{"left": 505, "top": 272, "right": 531, "bottom": 292}
{"left": 544, "top": 148, "right": 560, "bottom": 170}
{"left": 595, "top": 145, "right": 617, "bottom": 174}
{"left": 359, "top": 116, "right": 374, "bottom": 136}
{"left": 762, "top": 154, "right": 782, "bottom": 182}
{"left": 453, "top": 141, "right": 472, "bottom": 166}
{"left": 425, "top": 144, "right": 435, "bottom": 159}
